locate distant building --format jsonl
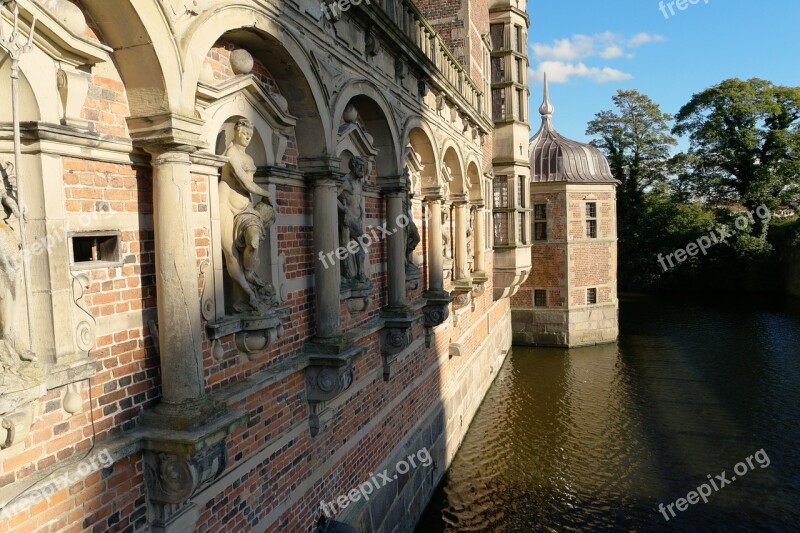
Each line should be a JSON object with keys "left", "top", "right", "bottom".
{"left": 513, "top": 76, "right": 620, "bottom": 347}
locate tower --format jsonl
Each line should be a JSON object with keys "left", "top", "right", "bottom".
{"left": 513, "top": 75, "right": 620, "bottom": 347}
{"left": 488, "top": 0, "right": 533, "bottom": 299}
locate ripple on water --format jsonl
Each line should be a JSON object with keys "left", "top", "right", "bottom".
{"left": 417, "top": 294, "right": 800, "bottom": 532}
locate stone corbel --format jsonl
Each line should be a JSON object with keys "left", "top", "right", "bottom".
{"left": 144, "top": 441, "right": 227, "bottom": 533}
{"left": 395, "top": 56, "right": 408, "bottom": 82}
{"left": 365, "top": 27, "right": 380, "bottom": 58}
{"left": 56, "top": 66, "right": 90, "bottom": 129}
{"left": 305, "top": 359, "right": 355, "bottom": 437}
{"left": 379, "top": 311, "right": 419, "bottom": 381}
{"left": 205, "top": 308, "right": 290, "bottom": 362}
{"left": 450, "top": 288, "right": 473, "bottom": 327}
{"left": 448, "top": 343, "right": 464, "bottom": 359}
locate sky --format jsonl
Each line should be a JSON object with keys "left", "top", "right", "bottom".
{"left": 525, "top": 0, "right": 800, "bottom": 150}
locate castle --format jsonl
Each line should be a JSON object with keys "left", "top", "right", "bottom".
{"left": 0, "top": 1, "right": 616, "bottom": 531}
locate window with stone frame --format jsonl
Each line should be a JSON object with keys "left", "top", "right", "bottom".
{"left": 517, "top": 177, "right": 528, "bottom": 244}
{"left": 534, "top": 289, "right": 547, "bottom": 307}
{"left": 490, "top": 23, "right": 505, "bottom": 51}
{"left": 493, "top": 176, "right": 510, "bottom": 245}
{"left": 586, "top": 201, "right": 598, "bottom": 239}
{"left": 587, "top": 288, "right": 598, "bottom": 305}
{"left": 534, "top": 203, "right": 547, "bottom": 241}
{"left": 492, "top": 88, "right": 506, "bottom": 121}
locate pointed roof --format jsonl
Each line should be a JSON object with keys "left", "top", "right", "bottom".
{"left": 529, "top": 74, "right": 617, "bottom": 184}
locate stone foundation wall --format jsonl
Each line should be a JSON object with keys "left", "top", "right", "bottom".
{"left": 341, "top": 304, "right": 512, "bottom": 532}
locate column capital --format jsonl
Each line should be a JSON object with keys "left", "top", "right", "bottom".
{"left": 299, "top": 156, "right": 345, "bottom": 180}
{"left": 127, "top": 112, "right": 206, "bottom": 152}
{"left": 377, "top": 174, "right": 409, "bottom": 193}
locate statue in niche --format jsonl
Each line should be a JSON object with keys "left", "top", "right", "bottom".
{"left": 0, "top": 165, "right": 37, "bottom": 392}
{"left": 337, "top": 156, "right": 370, "bottom": 287}
{"left": 441, "top": 208, "right": 452, "bottom": 260}
{"left": 403, "top": 193, "right": 420, "bottom": 278}
{"left": 467, "top": 207, "right": 475, "bottom": 266}
{"left": 219, "top": 119, "right": 277, "bottom": 314}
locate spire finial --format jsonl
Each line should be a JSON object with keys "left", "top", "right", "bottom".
{"left": 539, "top": 72, "right": 554, "bottom": 118}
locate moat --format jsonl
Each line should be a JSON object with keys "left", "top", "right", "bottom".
{"left": 418, "top": 294, "right": 800, "bottom": 531}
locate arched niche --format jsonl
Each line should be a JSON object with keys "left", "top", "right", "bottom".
{"left": 181, "top": 10, "right": 331, "bottom": 159}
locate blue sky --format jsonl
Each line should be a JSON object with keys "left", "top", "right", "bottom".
{"left": 526, "top": 0, "right": 800, "bottom": 150}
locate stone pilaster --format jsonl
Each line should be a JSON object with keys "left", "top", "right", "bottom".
{"left": 453, "top": 200, "right": 470, "bottom": 284}
{"left": 422, "top": 193, "right": 452, "bottom": 331}
{"left": 472, "top": 202, "right": 488, "bottom": 282}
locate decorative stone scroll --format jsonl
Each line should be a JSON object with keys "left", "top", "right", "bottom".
{"left": 144, "top": 440, "right": 227, "bottom": 530}
{"left": 305, "top": 362, "right": 355, "bottom": 437}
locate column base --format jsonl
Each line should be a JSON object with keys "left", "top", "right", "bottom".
{"left": 141, "top": 397, "right": 227, "bottom": 432}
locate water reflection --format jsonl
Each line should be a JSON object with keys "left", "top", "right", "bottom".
{"left": 418, "top": 294, "right": 800, "bottom": 531}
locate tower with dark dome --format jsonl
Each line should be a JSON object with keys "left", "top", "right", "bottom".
{"left": 511, "top": 75, "right": 619, "bottom": 347}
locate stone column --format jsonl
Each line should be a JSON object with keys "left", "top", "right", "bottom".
{"left": 473, "top": 204, "right": 487, "bottom": 276}
{"left": 148, "top": 149, "right": 207, "bottom": 410}
{"left": 312, "top": 175, "right": 342, "bottom": 339}
{"left": 454, "top": 201, "right": 469, "bottom": 282}
{"left": 386, "top": 190, "right": 407, "bottom": 308}
{"left": 425, "top": 196, "right": 444, "bottom": 292}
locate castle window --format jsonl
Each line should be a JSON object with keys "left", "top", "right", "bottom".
{"left": 586, "top": 202, "right": 598, "bottom": 239}
{"left": 492, "top": 56, "right": 506, "bottom": 83}
{"left": 587, "top": 288, "right": 598, "bottom": 305}
{"left": 492, "top": 88, "right": 506, "bottom": 121}
{"left": 517, "top": 89, "right": 526, "bottom": 121}
{"left": 70, "top": 232, "right": 121, "bottom": 269}
{"left": 490, "top": 23, "right": 505, "bottom": 51}
{"left": 517, "top": 177, "right": 528, "bottom": 244}
{"left": 493, "top": 177, "right": 510, "bottom": 245}
{"left": 534, "top": 204, "right": 547, "bottom": 241}
{"left": 514, "top": 25, "right": 523, "bottom": 53}
{"left": 534, "top": 289, "right": 547, "bottom": 307}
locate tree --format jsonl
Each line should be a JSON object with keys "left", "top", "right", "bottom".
{"left": 586, "top": 90, "right": 677, "bottom": 287}
{"left": 672, "top": 78, "right": 800, "bottom": 238}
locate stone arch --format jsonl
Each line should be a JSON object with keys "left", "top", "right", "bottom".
{"left": 442, "top": 145, "right": 466, "bottom": 199}
{"left": 403, "top": 119, "right": 440, "bottom": 194}
{"left": 466, "top": 158, "right": 483, "bottom": 202}
{"left": 180, "top": 6, "right": 331, "bottom": 158}
{"left": 81, "top": 0, "right": 182, "bottom": 116}
{"left": 333, "top": 80, "right": 400, "bottom": 179}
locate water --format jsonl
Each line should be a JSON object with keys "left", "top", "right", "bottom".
{"left": 417, "top": 293, "right": 800, "bottom": 532}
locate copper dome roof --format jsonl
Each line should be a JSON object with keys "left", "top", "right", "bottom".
{"left": 528, "top": 75, "right": 617, "bottom": 184}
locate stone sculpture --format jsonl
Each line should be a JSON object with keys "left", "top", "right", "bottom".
{"left": 0, "top": 165, "right": 35, "bottom": 373}
{"left": 403, "top": 193, "right": 420, "bottom": 278}
{"left": 337, "top": 156, "right": 370, "bottom": 286}
{"left": 219, "top": 119, "right": 277, "bottom": 314}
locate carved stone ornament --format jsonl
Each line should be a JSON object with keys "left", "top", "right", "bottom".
{"left": 379, "top": 313, "right": 416, "bottom": 381}
{"left": 423, "top": 302, "right": 450, "bottom": 328}
{"left": 305, "top": 363, "right": 355, "bottom": 437}
{"left": 365, "top": 27, "right": 380, "bottom": 58}
{"left": 72, "top": 273, "right": 96, "bottom": 352}
{"left": 144, "top": 441, "right": 227, "bottom": 528}
{"left": 311, "top": 49, "right": 349, "bottom": 102}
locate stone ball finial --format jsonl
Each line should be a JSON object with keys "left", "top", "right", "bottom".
{"left": 343, "top": 104, "right": 358, "bottom": 124}
{"left": 44, "top": 0, "right": 87, "bottom": 34}
{"left": 230, "top": 49, "right": 254, "bottom": 75}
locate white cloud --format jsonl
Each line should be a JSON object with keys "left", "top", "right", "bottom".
{"left": 531, "top": 32, "right": 665, "bottom": 62}
{"left": 628, "top": 32, "right": 666, "bottom": 47}
{"left": 529, "top": 62, "right": 633, "bottom": 84}
{"left": 529, "top": 31, "right": 664, "bottom": 84}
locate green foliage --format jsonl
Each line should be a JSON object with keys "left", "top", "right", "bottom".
{"left": 673, "top": 78, "right": 800, "bottom": 236}
{"left": 588, "top": 80, "right": 800, "bottom": 292}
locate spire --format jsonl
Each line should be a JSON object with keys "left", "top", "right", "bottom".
{"left": 538, "top": 72, "right": 554, "bottom": 125}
